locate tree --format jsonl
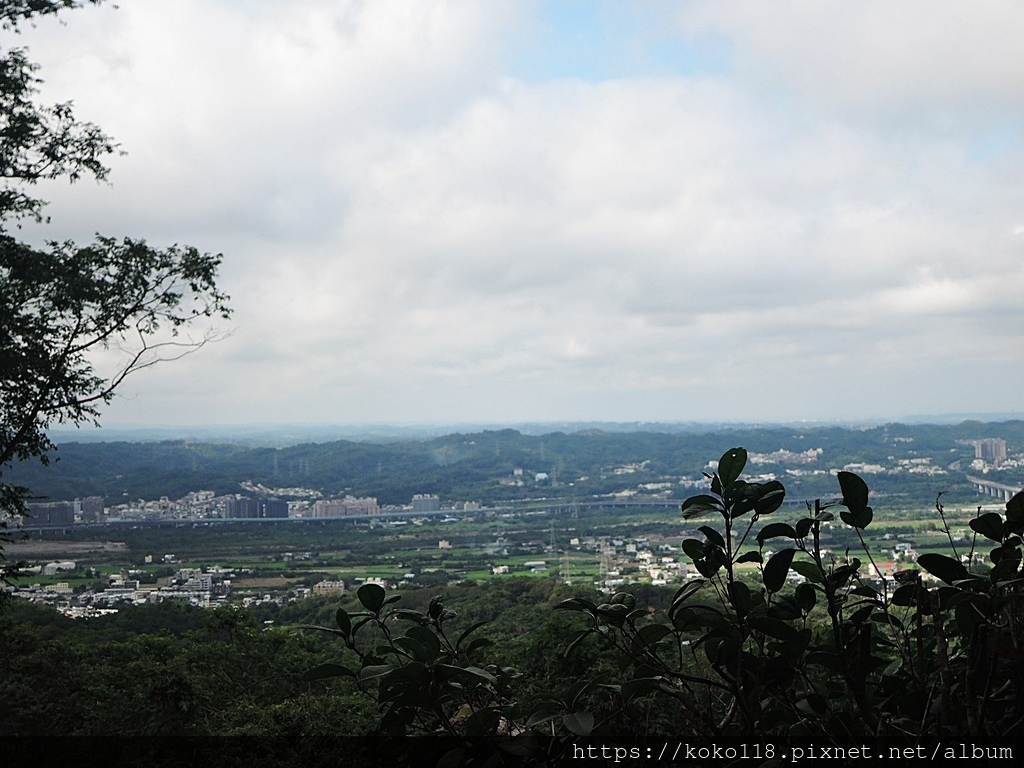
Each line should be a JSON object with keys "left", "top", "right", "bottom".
{"left": 0, "top": 1, "right": 114, "bottom": 227}
{"left": 0, "top": 0, "right": 231, "bottom": 589}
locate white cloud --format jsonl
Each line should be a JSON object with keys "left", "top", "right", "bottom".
{"left": 678, "top": 0, "right": 1024, "bottom": 119}
{"left": 10, "top": 0, "right": 1024, "bottom": 424}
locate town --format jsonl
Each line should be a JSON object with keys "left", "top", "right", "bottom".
{"left": 8, "top": 432, "right": 1015, "bottom": 619}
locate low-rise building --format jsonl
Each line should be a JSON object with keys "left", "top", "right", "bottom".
{"left": 312, "top": 580, "right": 346, "bottom": 596}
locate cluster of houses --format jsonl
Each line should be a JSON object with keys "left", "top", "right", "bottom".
{"left": 12, "top": 564, "right": 235, "bottom": 613}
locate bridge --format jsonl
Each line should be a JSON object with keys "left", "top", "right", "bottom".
{"left": 966, "top": 475, "right": 1022, "bottom": 503}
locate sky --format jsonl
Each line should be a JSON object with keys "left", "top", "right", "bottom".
{"left": 12, "top": 0, "right": 1024, "bottom": 427}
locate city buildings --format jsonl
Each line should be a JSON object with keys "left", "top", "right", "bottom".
{"left": 974, "top": 438, "right": 1008, "bottom": 465}
{"left": 312, "top": 496, "right": 379, "bottom": 517}
{"left": 225, "top": 497, "right": 289, "bottom": 518}
{"left": 25, "top": 500, "right": 77, "bottom": 526}
{"left": 411, "top": 494, "right": 440, "bottom": 513}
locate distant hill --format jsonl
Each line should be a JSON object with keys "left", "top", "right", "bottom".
{"left": 46, "top": 418, "right": 908, "bottom": 447}
{"left": 9, "top": 421, "right": 1024, "bottom": 508}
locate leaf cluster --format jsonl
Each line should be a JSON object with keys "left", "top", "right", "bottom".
{"left": 304, "top": 584, "right": 564, "bottom": 766}
{"left": 556, "top": 448, "right": 1024, "bottom": 750}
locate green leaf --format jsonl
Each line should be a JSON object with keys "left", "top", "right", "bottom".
{"left": 681, "top": 494, "right": 722, "bottom": 519}
{"left": 404, "top": 626, "right": 442, "bottom": 661}
{"left": 970, "top": 512, "right": 1005, "bottom": 542}
{"left": 790, "top": 559, "right": 823, "bottom": 584}
{"left": 705, "top": 633, "right": 740, "bottom": 666}
{"left": 753, "top": 481, "right": 786, "bottom": 516}
{"left": 748, "top": 615, "right": 805, "bottom": 644}
{"left": 671, "top": 606, "right": 696, "bottom": 631}
{"left": 302, "top": 663, "right": 357, "bottom": 682}
{"left": 435, "top": 664, "right": 497, "bottom": 687}
{"left": 596, "top": 603, "right": 631, "bottom": 627}
{"left": 300, "top": 624, "right": 345, "bottom": 638}
{"left": 456, "top": 620, "right": 490, "bottom": 652}
{"left": 917, "top": 552, "right": 969, "bottom": 585}
{"left": 671, "top": 579, "right": 705, "bottom": 607}
{"left": 890, "top": 583, "right": 920, "bottom": 606}
{"left": 695, "top": 557, "right": 723, "bottom": 578}
{"left": 681, "top": 538, "right": 706, "bottom": 561}
{"left": 686, "top": 606, "right": 730, "bottom": 631}
{"left": 955, "top": 601, "right": 985, "bottom": 635}
{"left": 335, "top": 608, "right": 351, "bottom": 638}
{"left": 728, "top": 580, "right": 752, "bottom": 614}
{"left": 725, "top": 480, "right": 750, "bottom": 510}
{"left": 636, "top": 624, "right": 672, "bottom": 647}
{"left": 698, "top": 525, "right": 726, "bottom": 549}
{"left": 466, "top": 638, "right": 493, "bottom": 655}
{"left": 463, "top": 708, "right": 501, "bottom": 742}
{"left": 735, "top": 550, "right": 762, "bottom": 564}
{"left": 795, "top": 582, "right": 816, "bottom": 612}
{"left": 847, "top": 605, "right": 873, "bottom": 625}
{"left": 358, "top": 664, "right": 395, "bottom": 681}
{"left": 991, "top": 546, "right": 1022, "bottom": 582}
{"left": 356, "top": 583, "right": 386, "bottom": 613}
{"left": 710, "top": 473, "right": 723, "bottom": 496}
{"left": 555, "top": 597, "right": 597, "bottom": 614}
{"left": 795, "top": 517, "right": 813, "bottom": 539}
{"left": 562, "top": 712, "right": 595, "bottom": 737}
{"left": 564, "top": 629, "right": 592, "bottom": 658}
{"left": 840, "top": 505, "right": 873, "bottom": 529}
{"left": 621, "top": 677, "right": 663, "bottom": 700}
{"left": 427, "top": 595, "right": 446, "bottom": 619}
{"left": 837, "top": 471, "right": 869, "bottom": 514}
{"left": 763, "top": 548, "right": 796, "bottom": 593}
{"left": 766, "top": 596, "right": 802, "bottom": 622}
{"left": 1007, "top": 490, "right": 1024, "bottom": 524}
{"left": 391, "top": 608, "right": 430, "bottom": 625}
{"left": 871, "top": 611, "right": 901, "bottom": 629}
{"left": 806, "top": 650, "right": 842, "bottom": 672}
{"left": 627, "top": 607, "right": 647, "bottom": 623}
{"left": 610, "top": 592, "right": 636, "bottom": 609}
{"left": 393, "top": 635, "right": 431, "bottom": 663}
{"left": 566, "top": 680, "right": 599, "bottom": 710}
{"left": 849, "top": 585, "right": 879, "bottom": 599}
{"left": 525, "top": 709, "right": 561, "bottom": 729}
{"left": 796, "top": 694, "right": 827, "bottom": 716}
{"left": 718, "top": 448, "right": 747, "bottom": 487}
{"left": 757, "top": 522, "right": 797, "bottom": 546}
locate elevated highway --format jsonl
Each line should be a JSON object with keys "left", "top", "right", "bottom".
{"left": 966, "top": 475, "right": 1022, "bottom": 502}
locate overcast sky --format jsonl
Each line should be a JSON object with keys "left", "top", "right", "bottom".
{"left": 15, "top": 0, "right": 1024, "bottom": 427}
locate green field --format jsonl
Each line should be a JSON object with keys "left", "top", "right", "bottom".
{"left": 8, "top": 495, "right": 1000, "bottom": 603}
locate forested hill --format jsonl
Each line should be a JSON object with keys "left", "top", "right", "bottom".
{"left": 8, "top": 421, "right": 1024, "bottom": 506}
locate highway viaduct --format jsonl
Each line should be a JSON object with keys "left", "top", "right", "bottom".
{"left": 966, "top": 475, "right": 1023, "bottom": 503}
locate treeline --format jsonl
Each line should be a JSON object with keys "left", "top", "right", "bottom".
{"left": 8, "top": 421, "right": 1023, "bottom": 506}
{"left": 0, "top": 580, "right": 662, "bottom": 767}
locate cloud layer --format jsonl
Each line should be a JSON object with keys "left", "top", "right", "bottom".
{"left": 15, "top": 0, "right": 1024, "bottom": 425}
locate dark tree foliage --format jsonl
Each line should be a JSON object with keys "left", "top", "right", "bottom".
{"left": 0, "top": 1, "right": 113, "bottom": 225}
{"left": 0, "top": 0, "right": 230, "bottom": 590}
